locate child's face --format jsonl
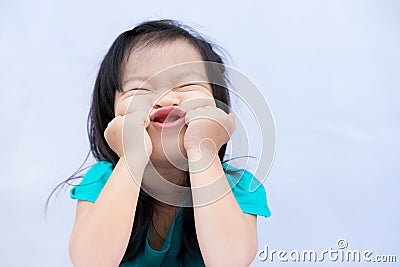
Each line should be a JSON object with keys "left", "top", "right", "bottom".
{"left": 114, "top": 40, "right": 214, "bottom": 167}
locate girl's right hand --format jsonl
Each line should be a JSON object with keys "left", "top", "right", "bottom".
{"left": 104, "top": 97, "right": 153, "bottom": 164}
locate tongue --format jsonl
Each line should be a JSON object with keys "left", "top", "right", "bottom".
{"left": 158, "top": 115, "right": 180, "bottom": 123}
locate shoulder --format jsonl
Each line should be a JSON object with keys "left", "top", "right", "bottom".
{"left": 82, "top": 161, "right": 114, "bottom": 182}
{"left": 223, "top": 162, "right": 264, "bottom": 193}
{"left": 69, "top": 161, "right": 114, "bottom": 202}
{"left": 222, "top": 162, "right": 271, "bottom": 218}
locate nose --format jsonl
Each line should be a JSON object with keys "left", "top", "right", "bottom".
{"left": 153, "top": 90, "right": 180, "bottom": 108}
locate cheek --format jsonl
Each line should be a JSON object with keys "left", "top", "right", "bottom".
{"left": 115, "top": 95, "right": 154, "bottom": 116}
{"left": 114, "top": 98, "right": 128, "bottom": 116}
{"left": 181, "top": 91, "right": 214, "bottom": 103}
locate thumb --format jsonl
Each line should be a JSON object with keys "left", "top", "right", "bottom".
{"left": 228, "top": 112, "right": 236, "bottom": 121}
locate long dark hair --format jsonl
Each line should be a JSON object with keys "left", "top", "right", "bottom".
{"left": 46, "top": 19, "right": 232, "bottom": 262}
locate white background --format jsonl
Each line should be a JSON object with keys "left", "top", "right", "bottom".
{"left": 0, "top": 1, "right": 399, "bottom": 266}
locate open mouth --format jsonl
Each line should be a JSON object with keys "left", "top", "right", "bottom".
{"left": 150, "top": 107, "right": 185, "bottom": 129}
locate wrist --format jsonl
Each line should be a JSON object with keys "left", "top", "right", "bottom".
{"left": 119, "top": 155, "right": 147, "bottom": 180}
{"left": 186, "top": 148, "right": 219, "bottom": 174}
{"left": 185, "top": 139, "right": 219, "bottom": 158}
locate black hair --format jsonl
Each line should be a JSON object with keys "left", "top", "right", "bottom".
{"left": 46, "top": 19, "right": 233, "bottom": 263}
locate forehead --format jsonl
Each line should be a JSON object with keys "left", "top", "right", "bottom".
{"left": 122, "top": 40, "right": 207, "bottom": 86}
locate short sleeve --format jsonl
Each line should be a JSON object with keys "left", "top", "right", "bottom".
{"left": 70, "top": 161, "right": 114, "bottom": 203}
{"left": 223, "top": 162, "right": 271, "bottom": 218}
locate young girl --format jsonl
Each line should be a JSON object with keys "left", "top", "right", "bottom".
{"left": 67, "top": 19, "right": 271, "bottom": 267}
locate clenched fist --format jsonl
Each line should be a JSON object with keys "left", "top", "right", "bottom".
{"left": 184, "top": 105, "right": 236, "bottom": 153}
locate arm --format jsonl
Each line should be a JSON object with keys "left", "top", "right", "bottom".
{"left": 188, "top": 149, "right": 258, "bottom": 267}
{"left": 184, "top": 105, "right": 257, "bottom": 266}
{"left": 69, "top": 105, "right": 152, "bottom": 267}
{"left": 69, "top": 157, "right": 145, "bottom": 267}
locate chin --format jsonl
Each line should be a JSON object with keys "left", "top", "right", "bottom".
{"left": 148, "top": 130, "right": 188, "bottom": 171}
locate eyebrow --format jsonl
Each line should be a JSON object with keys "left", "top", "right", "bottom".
{"left": 177, "top": 71, "right": 208, "bottom": 82}
{"left": 122, "top": 75, "right": 149, "bottom": 86}
{"left": 122, "top": 71, "right": 208, "bottom": 87}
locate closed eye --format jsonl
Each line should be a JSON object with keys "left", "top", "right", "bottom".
{"left": 124, "top": 88, "right": 152, "bottom": 95}
{"left": 175, "top": 82, "right": 206, "bottom": 91}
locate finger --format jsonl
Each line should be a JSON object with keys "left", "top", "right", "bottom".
{"left": 106, "top": 115, "right": 122, "bottom": 129}
{"left": 184, "top": 109, "right": 201, "bottom": 125}
{"left": 124, "top": 110, "right": 150, "bottom": 126}
{"left": 228, "top": 111, "right": 236, "bottom": 121}
{"left": 115, "top": 94, "right": 155, "bottom": 117}
{"left": 227, "top": 112, "right": 236, "bottom": 133}
{"left": 104, "top": 115, "right": 123, "bottom": 140}
{"left": 144, "top": 118, "right": 150, "bottom": 129}
{"left": 184, "top": 107, "right": 219, "bottom": 125}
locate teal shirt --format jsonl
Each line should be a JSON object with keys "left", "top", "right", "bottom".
{"left": 70, "top": 161, "right": 271, "bottom": 266}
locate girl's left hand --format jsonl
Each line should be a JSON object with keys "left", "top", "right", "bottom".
{"left": 184, "top": 105, "right": 236, "bottom": 153}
